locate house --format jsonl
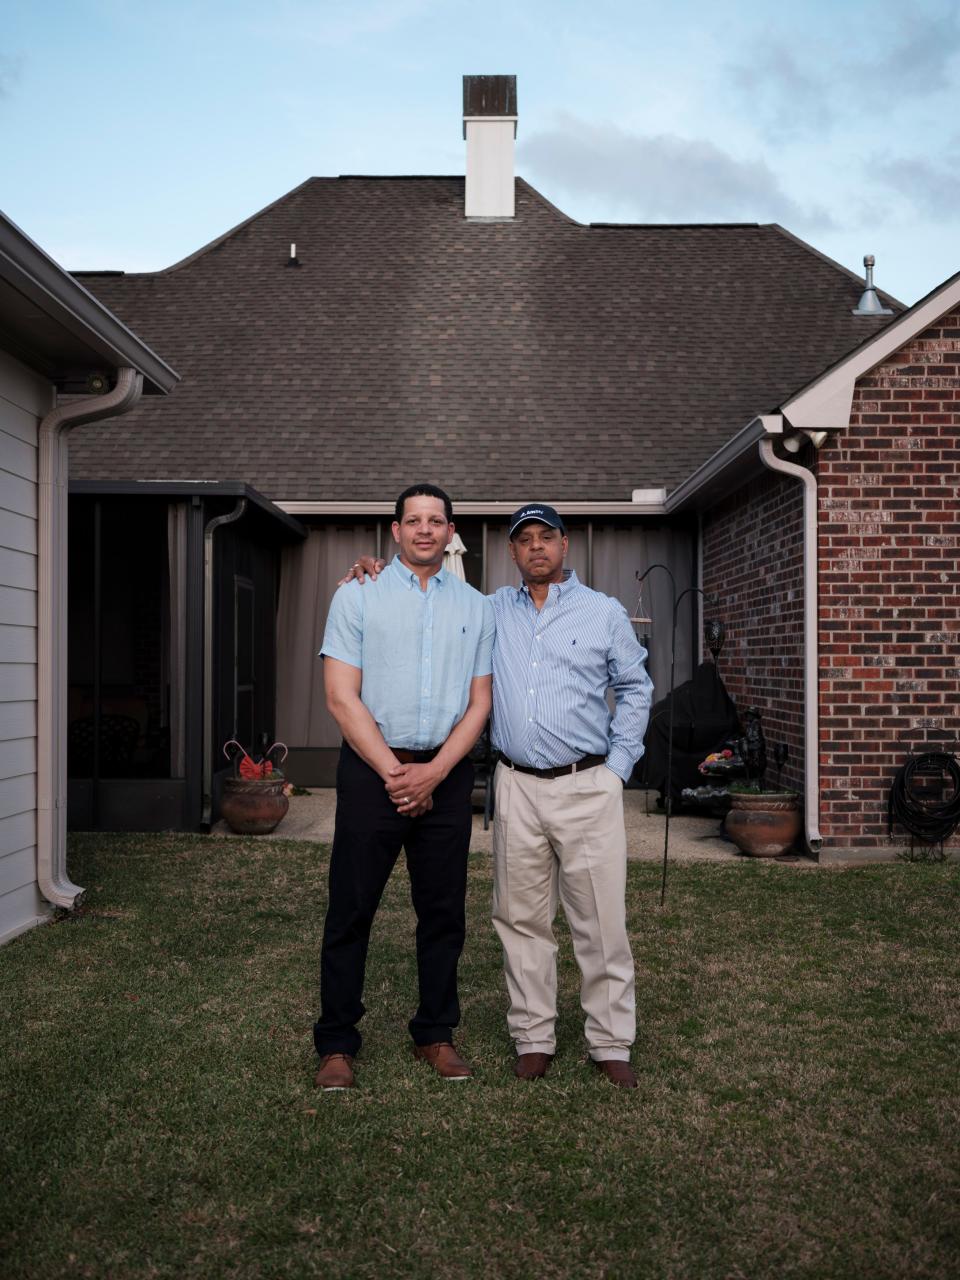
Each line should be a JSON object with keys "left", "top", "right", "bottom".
{"left": 0, "top": 210, "right": 177, "bottom": 945}
{"left": 66, "top": 77, "right": 958, "bottom": 851}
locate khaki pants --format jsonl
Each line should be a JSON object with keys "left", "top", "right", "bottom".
{"left": 491, "top": 760, "right": 635, "bottom": 1062}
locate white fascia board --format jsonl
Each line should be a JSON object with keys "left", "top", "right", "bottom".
{"left": 277, "top": 498, "right": 668, "bottom": 518}
{"left": 782, "top": 270, "right": 960, "bottom": 432}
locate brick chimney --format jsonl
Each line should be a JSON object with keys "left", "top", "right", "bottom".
{"left": 462, "top": 75, "right": 517, "bottom": 219}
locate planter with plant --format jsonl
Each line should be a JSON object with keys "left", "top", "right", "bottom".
{"left": 723, "top": 723, "right": 800, "bottom": 857}
{"left": 220, "top": 740, "right": 290, "bottom": 834}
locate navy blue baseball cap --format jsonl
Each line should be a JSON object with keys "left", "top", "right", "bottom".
{"left": 508, "top": 503, "right": 567, "bottom": 538}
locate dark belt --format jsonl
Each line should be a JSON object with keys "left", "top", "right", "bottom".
{"left": 391, "top": 747, "right": 441, "bottom": 764}
{"left": 498, "top": 753, "right": 606, "bottom": 780}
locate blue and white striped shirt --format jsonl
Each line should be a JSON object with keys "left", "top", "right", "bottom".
{"left": 489, "top": 570, "right": 653, "bottom": 781}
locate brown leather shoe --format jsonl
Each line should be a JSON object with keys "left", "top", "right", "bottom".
{"left": 412, "top": 1042, "right": 473, "bottom": 1080}
{"left": 514, "top": 1052, "right": 554, "bottom": 1080}
{"left": 593, "top": 1058, "right": 638, "bottom": 1089}
{"left": 314, "top": 1053, "right": 355, "bottom": 1091}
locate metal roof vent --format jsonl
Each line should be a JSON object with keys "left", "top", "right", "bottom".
{"left": 852, "top": 255, "right": 894, "bottom": 316}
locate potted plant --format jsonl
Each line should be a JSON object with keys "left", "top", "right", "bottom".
{"left": 220, "top": 741, "right": 290, "bottom": 835}
{"left": 724, "top": 730, "right": 800, "bottom": 857}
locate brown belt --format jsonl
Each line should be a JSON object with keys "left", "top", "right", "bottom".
{"left": 391, "top": 747, "right": 441, "bottom": 764}
{"left": 498, "top": 753, "right": 606, "bottom": 780}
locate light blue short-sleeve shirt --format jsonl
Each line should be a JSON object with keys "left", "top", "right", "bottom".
{"left": 321, "top": 556, "right": 495, "bottom": 750}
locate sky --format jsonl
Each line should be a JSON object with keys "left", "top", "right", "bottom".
{"left": 4, "top": 0, "right": 959, "bottom": 306}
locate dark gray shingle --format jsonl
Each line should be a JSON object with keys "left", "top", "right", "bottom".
{"left": 69, "top": 177, "right": 898, "bottom": 502}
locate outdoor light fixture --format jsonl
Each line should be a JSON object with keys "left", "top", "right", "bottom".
{"left": 704, "top": 618, "right": 726, "bottom": 672}
{"left": 635, "top": 564, "right": 720, "bottom": 906}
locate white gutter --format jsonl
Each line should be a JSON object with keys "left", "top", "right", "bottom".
{"left": 278, "top": 499, "right": 669, "bottom": 517}
{"left": 758, "top": 437, "right": 823, "bottom": 854}
{"left": 37, "top": 368, "right": 144, "bottom": 908}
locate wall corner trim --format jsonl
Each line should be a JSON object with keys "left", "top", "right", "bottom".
{"left": 37, "top": 368, "right": 144, "bottom": 910}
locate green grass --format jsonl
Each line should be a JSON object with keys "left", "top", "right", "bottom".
{"left": 2, "top": 836, "right": 959, "bottom": 1279}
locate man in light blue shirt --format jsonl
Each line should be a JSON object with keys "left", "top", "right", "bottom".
{"left": 343, "top": 502, "right": 653, "bottom": 1089}
{"left": 490, "top": 505, "right": 652, "bottom": 1089}
{"left": 314, "top": 484, "right": 494, "bottom": 1091}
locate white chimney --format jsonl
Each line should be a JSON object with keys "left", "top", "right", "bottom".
{"left": 463, "top": 74, "right": 517, "bottom": 219}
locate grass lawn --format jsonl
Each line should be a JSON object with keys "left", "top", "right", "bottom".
{"left": 2, "top": 835, "right": 959, "bottom": 1279}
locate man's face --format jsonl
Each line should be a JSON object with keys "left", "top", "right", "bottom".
{"left": 509, "top": 521, "right": 568, "bottom": 585}
{"left": 392, "top": 495, "right": 453, "bottom": 570}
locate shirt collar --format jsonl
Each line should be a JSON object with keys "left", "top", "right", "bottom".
{"left": 517, "top": 568, "right": 579, "bottom": 601}
{"left": 391, "top": 554, "right": 446, "bottom": 590}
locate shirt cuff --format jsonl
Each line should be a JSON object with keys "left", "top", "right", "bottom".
{"left": 605, "top": 748, "right": 635, "bottom": 783}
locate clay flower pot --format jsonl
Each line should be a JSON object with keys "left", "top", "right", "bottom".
{"left": 221, "top": 776, "right": 289, "bottom": 835}
{"left": 725, "top": 790, "right": 801, "bottom": 858}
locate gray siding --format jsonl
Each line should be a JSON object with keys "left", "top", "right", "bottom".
{"left": 0, "top": 353, "right": 46, "bottom": 944}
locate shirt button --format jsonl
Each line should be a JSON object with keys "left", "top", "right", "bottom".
{"left": 529, "top": 689, "right": 534, "bottom": 695}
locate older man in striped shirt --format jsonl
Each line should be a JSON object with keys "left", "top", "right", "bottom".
{"left": 489, "top": 504, "right": 653, "bottom": 1090}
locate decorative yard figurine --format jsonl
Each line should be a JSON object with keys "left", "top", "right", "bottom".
{"left": 738, "top": 707, "right": 767, "bottom": 789}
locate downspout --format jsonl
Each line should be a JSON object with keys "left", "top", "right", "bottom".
{"left": 758, "top": 438, "right": 823, "bottom": 854}
{"left": 37, "top": 368, "right": 144, "bottom": 909}
{"left": 201, "top": 499, "right": 248, "bottom": 829}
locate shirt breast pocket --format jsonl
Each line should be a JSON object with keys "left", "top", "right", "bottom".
{"left": 366, "top": 614, "right": 413, "bottom": 671}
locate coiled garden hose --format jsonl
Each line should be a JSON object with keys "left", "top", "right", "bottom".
{"left": 887, "top": 752, "right": 960, "bottom": 844}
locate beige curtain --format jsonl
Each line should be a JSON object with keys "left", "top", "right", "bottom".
{"left": 484, "top": 523, "right": 517, "bottom": 592}
{"left": 276, "top": 525, "right": 378, "bottom": 747}
{"left": 276, "top": 521, "right": 695, "bottom": 744}
{"left": 590, "top": 524, "right": 695, "bottom": 702}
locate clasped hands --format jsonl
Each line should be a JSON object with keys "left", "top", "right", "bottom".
{"left": 386, "top": 761, "right": 442, "bottom": 817}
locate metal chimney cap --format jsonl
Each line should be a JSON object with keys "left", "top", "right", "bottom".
{"left": 853, "top": 252, "right": 894, "bottom": 317}
{"left": 463, "top": 75, "right": 517, "bottom": 118}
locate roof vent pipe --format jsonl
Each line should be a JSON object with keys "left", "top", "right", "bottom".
{"left": 463, "top": 74, "right": 517, "bottom": 220}
{"left": 852, "top": 255, "right": 894, "bottom": 316}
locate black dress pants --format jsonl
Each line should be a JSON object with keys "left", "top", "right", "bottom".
{"left": 314, "top": 743, "right": 474, "bottom": 1058}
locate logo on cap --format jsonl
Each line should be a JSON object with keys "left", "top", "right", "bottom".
{"left": 508, "top": 504, "right": 567, "bottom": 538}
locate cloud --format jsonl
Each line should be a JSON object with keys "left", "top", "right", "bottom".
{"left": 731, "top": 40, "right": 833, "bottom": 137}
{"left": 518, "top": 115, "right": 835, "bottom": 229}
{"left": 871, "top": 142, "right": 960, "bottom": 217}
{"left": 873, "top": 12, "right": 960, "bottom": 94}
{"left": 729, "top": 4, "right": 960, "bottom": 138}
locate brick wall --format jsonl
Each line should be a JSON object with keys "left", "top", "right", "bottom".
{"left": 703, "top": 309, "right": 960, "bottom": 850}
{"left": 818, "top": 309, "right": 960, "bottom": 848}
{"left": 701, "top": 470, "right": 806, "bottom": 794}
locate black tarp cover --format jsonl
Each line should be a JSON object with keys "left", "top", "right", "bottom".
{"left": 640, "top": 661, "right": 741, "bottom": 802}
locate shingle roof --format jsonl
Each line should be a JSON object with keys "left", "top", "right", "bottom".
{"left": 69, "top": 177, "right": 899, "bottom": 502}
